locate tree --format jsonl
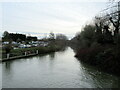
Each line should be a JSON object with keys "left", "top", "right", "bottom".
{"left": 16, "top": 38, "right": 21, "bottom": 43}
{"left": 3, "top": 31, "right": 9, "bottom": 37}
{"left": 53, "top": 34, "right": 68, "bottom": 47}
{"left": 106, "top": 1, "right": 120, "bottom": 36}
{"left": 78, "top": 25, "right": 96, "bottom": 47}
{"left": 103, "top": 25, "right": 113, "bottom": 44}
{"left": 49, "top": 32, "right": 55, "bottom": 40}
{"left": 3, "top": 44, "right": 13, "bottom": 54}
{"left": 109, "top": 16, "right": 120, "bottom": 36}
{"left": 56, "top": 34, "right": 68, "bottom": 41}
{"left": 2, "top": 31, "right": 10, "bottom": 41}
{"left": 9, "top": 33, "right": 26, "bottom": 41}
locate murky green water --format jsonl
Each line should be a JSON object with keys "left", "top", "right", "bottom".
{"left": 1, "top": 47, "right": 120, "bottom": 88}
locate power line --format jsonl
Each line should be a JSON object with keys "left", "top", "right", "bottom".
{"left": 97, "top": 1, "right": 120, "bottom": 19}
{"left": 100, "top": 5, "right": 117, "bottom": 12}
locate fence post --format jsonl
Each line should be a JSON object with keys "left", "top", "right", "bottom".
{"left": 25, "top": 52, "right": 27, "bottom": 56}
{"left": 7, "top": 53, "right": 10, "bottom": 59}
{"left": 36, "top": 50, "right": 38, "bottom": 54}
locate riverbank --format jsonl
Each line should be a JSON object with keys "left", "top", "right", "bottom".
{"left": 69, "top": 22, "right": 120, "bottom": 76}
{"left": 74, "top": 44, "right": 120, "bottom": 76}
{"left": 2, "top": 53, "right": 37, "bottom": 62}
{"left": 2, "top": 45, "right": 64, "bottom": 62}
{"left": 2, "top": 47, "right": 120, "bottom": 88}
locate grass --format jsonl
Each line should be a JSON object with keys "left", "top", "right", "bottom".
{"left": 2, "top": 45, "right": 62, "bottom": 59}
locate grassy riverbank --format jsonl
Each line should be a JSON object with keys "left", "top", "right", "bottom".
{"left": 2, "top": 31, "right": 68, "bottom": 60}
{"left": 2, "top": 45, "right": 63, "bottom": 60}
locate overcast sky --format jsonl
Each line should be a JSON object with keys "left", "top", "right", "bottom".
{"left": 1, "top": 0, "right": 113, "bottom": 39}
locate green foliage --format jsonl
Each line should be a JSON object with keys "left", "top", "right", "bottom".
{"left": 2, "top": 31, "right": 10, "bottom": 41}
{"left": 3, "top": 44, "right": 13, "bottom": 54}
{"left": 78, "top": 25, "right": 96, "bottom": 47}
{"left": 90, "top": 42, "right": 101, "bottom": 48}
{"left": 49, "top": 32, "right": 55, "bottom": 40}
{"left": 114, "top": 34, "right": 120, "bottom": 45}
{"left": 81, "top": 25, "right": 95, "bottom": 39}
{"left": 72, "top": 18, "right": 120, "bottom": 76}
{"left": 3, "top": 31, "right": 9, "bottom": 38}
{"left": 56, "top": 34, "right": 68, "bottom": 41}
{"left": 2, "top": 44, "right": 62, "bottom": 58}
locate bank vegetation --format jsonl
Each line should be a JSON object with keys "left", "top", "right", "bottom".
{"left": 70, "top": 1, "right": 120, "bottom": 76}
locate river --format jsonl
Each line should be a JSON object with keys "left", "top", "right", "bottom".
{"left": 1, "top": 47, "right": 120, "bottom": 88}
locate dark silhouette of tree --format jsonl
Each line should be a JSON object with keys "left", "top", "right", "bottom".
{"left": 49, "top": 32, "right": 55, "bottom": 41}
{"left": 26, "top": 36, "right": 37, "bottom": 41}
{"left": 2, "top": 31, "right": 10, "bottom": 41}
{"left": 94, "top": 17, "right": 104, "bottom": 44}
{"left": 56, "top": 34, "right": 68, "bottom": 41}
{"left": 109, "top": 17, "right": 120, "bottom": 36}
{"left": 103, "top": 25, "right": 113, "bottom": 44}
{"left": 9, "top": 33, "right": 26, "bottom": 41}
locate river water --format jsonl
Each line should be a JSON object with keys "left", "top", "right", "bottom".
{"left": 1, "top": 47, "right": 120, "bottom": 88}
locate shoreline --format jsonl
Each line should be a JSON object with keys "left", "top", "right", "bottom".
{"left": 1, "top": 53, "right": 38, "bottom": 62}
{"left": 1, "top": 46, "right": 66, "bottom": 62}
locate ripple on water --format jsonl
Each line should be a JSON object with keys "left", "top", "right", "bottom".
{"left": 2, "top": 47, "right": 120, "bottom": 88}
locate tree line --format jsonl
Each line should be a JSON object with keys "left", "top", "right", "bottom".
{"left": 2, "top": 31, "right": 37, "bottom": 42}
{"left": 70, "top": 1, "right": 120, "bottom": 76}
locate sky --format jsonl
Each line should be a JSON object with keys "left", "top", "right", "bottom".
{"left": 0, "top": 0, "right": 114, "bottom": 39}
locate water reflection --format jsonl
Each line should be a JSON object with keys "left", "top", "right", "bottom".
{"left": 0, "top": 63, "right": 2, "bottom": 89}
{"left": 57, "top": 47, "right": 67, "bottom": 54}
{"left": 2, "top": 47, "right": 120, "bottom": 88}
{"left": 49, "top": 52, "right": 55, "bottom": 60}
{"left": 77, "top": 61, "right": 120, "bottom": 88}
{"left": 5, "top": 61, "right": 11, "bottom": 69}
{"left": 3, "top": 61, "right": 13, "bottom": 75}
